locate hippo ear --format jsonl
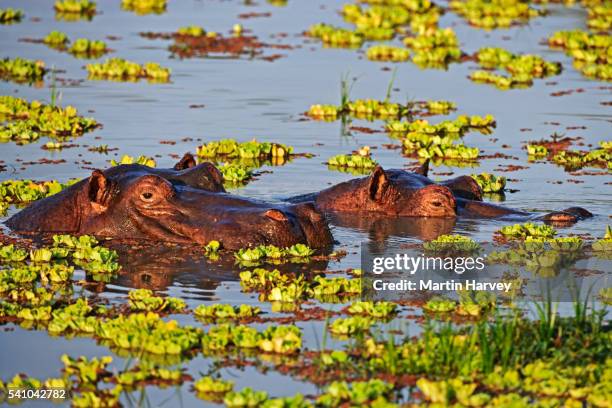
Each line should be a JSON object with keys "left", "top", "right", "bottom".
{"left": 368, "top": 166, "right": 389, "bottom": 202}
{"left": 174, "top": 153, "right": 197, "bottom": 170}
{"left": 87, "top": 170, "right": 112, "bottom": 211}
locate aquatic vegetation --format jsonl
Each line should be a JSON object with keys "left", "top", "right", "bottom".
{"left": 196, "top": 139, "right": 293, "bottom": 160}
{"left": 342, "top": 4, "right": 411, "bottom": 29}
{"left": 0, "top": 96, "right": 99, "bottom": 142}
{"left": 471, "top": 173, "right": 506, "bottom": 193}
{"left": 423, "top": 234, "right": 481, "bottom": 253}
{"left": 193, "top": 304, "right": 261, "bottom": 321}
{"left": 224, "top": 387, "right": 269, "bottom": 407}
{"left": 0, "top": 58, "right": 46, "bottom": 84}
{"left": 449, "top": 0, "right": 542, "bottom": 29}
{"left": 239, "top": 269, "right": 359, "bottom": 304}
{"left": 44, "top": 31, "right": 69, "bottom": 47}
{"left": 387, "top": 114, "right": 495, "bottom": 135}
{"left": 96, "top": 312, "right": 202, "bottom": 355}
{"left": 403, "top": 135, "right": 480, "bottom": 161}
{"left": 0, "top": 179, "right": 74, "bottom": 209}
{"left": 218, "top": 163, "right": 253, "bottom": 185}
{"left": 346, "top": 98, "right": 408, "bottom": 118}
{"left": 128, "top": 289, "right": 186, "bottom": 313}
{"left": 470, "top": 70, "right": 533, "bottom": 89}
{"left": 527, "top": 144, "right": 549, "bottom": 158}
{"left": 177, "top": 25, "right": 208, "bottom": 37}
{"left": 202, "top": 323, "right": 302, "bottom": 354}
{"left": 307, "top": 24, "right": 364, "bottom": 48}
{"left": 498, "top": 223, "right": 557, "bottom": 240}
{"left": 551, "top": 142, "right": 611, "bottom": 170}
{"left": 471, "top": 47, "right": 562, "bottom": 89}
{"left": 308, "top": 98, "right": 457, "bottom": 121}
{"left": 592, "top": 226, "right": 612, "bottom": 252}
{"left": 317, "top": 379, "right": 395, "bottom": 406}
{"left": 424, "top": 296, "right": 457, "bottom": 313}
{"left": 235, "top": 244, "right": 315, "bottom": 264}
{"left": 404, "top": 28, "right": 462, "bottom": 67}
{"left": 346, "top": 301, "right": 398, "bottom": 319}
{"left": 328, "top": 316, "right": 373, "bottom": 335}
{"left": 0, "top": 8, "right": 24, "bottom": 24}
{"left": 86, "top": 58, "right": 171, "bottom": 82}
{"left": 122, "top": 0, "right": 167, "bottom": 15}
{"left": 194, "top": 376, "right": 234, "bottom": 396}
{"left": 548, "top": 29, "right": 611, "bottom": 81}
{"left": 366, "top": 45, "right": 410, "bottom": 62}
{"left": 327, "top": 153, "right": 378, "bottom": 169}
{"left": 54, "top": 0, "right": 96, "bottom": 14}
{"left": 307, "top": 104, "right": 339, "bottom": 120}
{"left": 110, "top": 154, "right": 157, "bottom": 167}
{"left": 69, "top": 38, "right": 109, "bottom": 58}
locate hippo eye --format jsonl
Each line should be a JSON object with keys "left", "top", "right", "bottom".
{"left": 141, "top": 192, "right": 153, "bottom": 200}
{"left": 431, "top": 200, "right": 442, "bottom": 207}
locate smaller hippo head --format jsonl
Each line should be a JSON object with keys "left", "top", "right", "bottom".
{"left": 316, "top": 166, "right": 457, "bottom": 218}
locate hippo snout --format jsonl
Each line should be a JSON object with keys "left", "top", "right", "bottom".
{"left": 291, "top": 202, "right": 334, "bottom": 248}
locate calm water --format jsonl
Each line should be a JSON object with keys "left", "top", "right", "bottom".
{"left": 0, "top": 0, "right": 610, "bottom": 406}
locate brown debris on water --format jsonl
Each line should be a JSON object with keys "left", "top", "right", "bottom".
{"left": 140, "top": 31, "right": 287, "bottom": 60}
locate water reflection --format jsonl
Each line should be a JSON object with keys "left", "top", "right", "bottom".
{"left": 109, "top": 244, "right": 329, "bottom": 296}
{"left": 328, "top": 212, "right": 456, "bottom": 243}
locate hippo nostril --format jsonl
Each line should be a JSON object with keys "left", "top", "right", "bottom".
{"left": 264, "top": 209, "right": 288, "bottom": 222}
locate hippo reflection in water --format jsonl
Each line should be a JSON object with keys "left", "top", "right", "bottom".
{"left": 288, "top": 166, "right": 593, "bottom": 224}
{"left": 6, "top": 154, "right": 333, "bottom": 250}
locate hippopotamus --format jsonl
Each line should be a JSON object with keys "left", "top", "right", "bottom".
{"left": 6, "top": 154, "right": 333, "bottom": 250}
{"left": 288, "top": 166, "right": 593, "bottom": 223}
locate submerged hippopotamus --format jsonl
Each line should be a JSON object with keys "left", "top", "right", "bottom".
{"left": 6, "top": 155, "right": 333, "bottom": 250}
{"left": 289, "top": 166, "right": 593, "bottom": 223}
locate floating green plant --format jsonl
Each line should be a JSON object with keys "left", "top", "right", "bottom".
{"left": 235, "top": 244, "right": 315, "bottom": 265}
{"left": 498, "top": 223, "right": 557, "bottom": 240}
{"left": 551, "top": 142, "right": 611, "bottom": 171}
{"left": 0, "top": 8, "right": 24, "bottom": 24}
{"left": 54, "top": 0, "right": 96, "bottom": 14}
{"left": 527, "top": 144, "right": 549, "bottom": 158}
{"left": 193, "top": 304, "right": 261, "bottom": 321}
{"left": 449, "top": 0, "right": 542, "bottom": 29}
{"left": 121, "top": 0, "right": 167, "bottom": 15}
{"left": 0, "top": 96, "right": 98, "bottom": 142}
{"left": 86, "top": 58, "right": 171, "bottom": 82}
{"left": 69, "top": 38, "right": 109, "bottom": 58}
{"left": 470, "top": 47, "right": 561, "bottom": 89}
{"left": 423, "top": 234, "right": 481, "bottom": 253}
{"left": 404, "top": 28, "right": 462, "bottom": 68}
{"left": 471, "top": 173, "right": 506, "bottom": 193}
{"left": 327, "top": 153, "right": 378, "bottom": 169}
{"left": 328, "top": 316, "right": 373, "bottom": 335}
{"left": 366, "top": 45, "right": 410, "bottom": 62}
{"left": 224, "top": 387, "right": 268, "bottom": 407}
{"left": 196, "top": 139, "right": 293, "bottom": 160}
{"left": 110, "top": 154, "right": 157, "bottom": 167}
{"left": 346, "top": 301, "right": 398, "bottom": 319}
{"left": 0, "top": 58, "right": 46, "bottom": 84}
{"left": 548, "top": 29, "right": 611, "bottom": 81}
{"left": 307, "top": 24, "right": 363, "bottom": 48}
{"left": 316, "top": 379, "right": 394, "bottom": 407}
{"left": 194, "top": 376, "right": 234, "bottom": 397}
{"left": 128, "top": 289, "right": 186, "bottom": 313}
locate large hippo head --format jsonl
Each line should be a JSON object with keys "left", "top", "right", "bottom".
{"left": 6, "top": 157, "right": 333, "bottom": 250}
{"left": 314, "top": 166, "right": 457, "bottom": 217}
